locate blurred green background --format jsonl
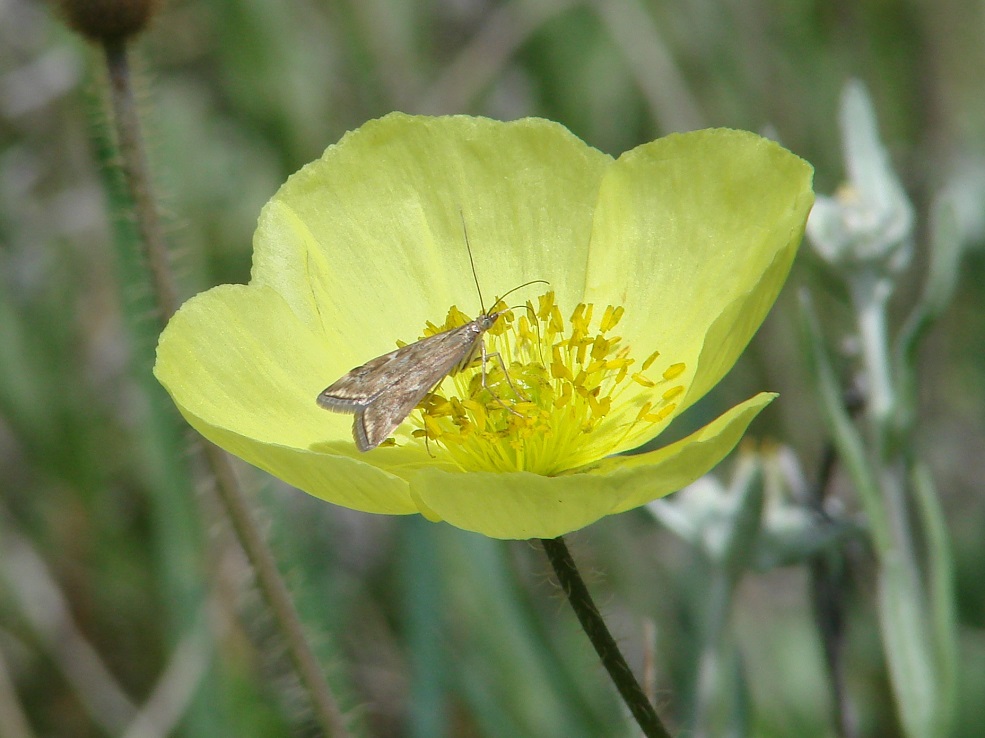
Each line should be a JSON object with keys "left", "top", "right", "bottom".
{"left": 1, "top": 0, "right": 983, "bottom": 736}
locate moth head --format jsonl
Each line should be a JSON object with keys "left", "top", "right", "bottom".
{"left": 476, "top": 311, "right": 503, "bottom": 331}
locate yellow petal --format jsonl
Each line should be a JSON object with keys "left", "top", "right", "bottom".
{"left": 584, "top": 129, "right": 813, "bottom": 422}
{"left": 251, "top": 113, "right": 612, "bottom": 371}
{"left": 155, "top": 283, "right": 418, "bottom": 513}
{"left": 408, "top": 392, "right": 775, "bottom": 538}
{"left": 599, "top": 392, "right": 777, "bottom": 513}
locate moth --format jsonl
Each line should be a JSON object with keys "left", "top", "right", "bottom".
{"left": 317, "top": 222, "right": 546, "bottom": 451}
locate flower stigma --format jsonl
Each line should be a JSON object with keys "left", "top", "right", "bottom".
{"left": 404, "top": 292, "right": 687, "bottom": 475}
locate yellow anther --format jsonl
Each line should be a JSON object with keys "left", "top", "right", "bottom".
{"left": 589, "top": 336, "right": 606, "bottom": 359}
{"left": 588, "top": 393, "right": 609, "bottom": 416}
{"left": 570, "top": 303, "right": 592, "bottom": 332}
{"left": 663, "top": 362, "right": 686, "bottom": 380}
{"left": 465, "top": 399, "right": 487, "bottom": 428}
{"left": 642, "top": 350, "right": 660, "bottom": 370}
{"left": 413, "top": 293, "right": 688, "bottom": 475}
{"left": 600, "top": 305, "right": 624, "bottom": 332}
{"left": 662, "top": 386, "right": 684, "bottom": 401}
{"left": 518, "top": 315, "right": 534, "bottom": 341}
{"left": 424, "top": 414, "right": 444, "bottom": 437}
{"left": 653, "top": 403, "right": 676, "bottom": 422}
{"left": 550, "top": 305, "right": 564, "bottom": 333}
{"left": 426, "top": 396, "right": 453, "bottom": 417}
{"left": 449, "top": 306, "right": 471, "bottom": 327}
{"left": 604, "top": 357, "right": 632, "bottom": 371}
{"left": 556, "top": 382, "right": 572, "bottom": 408}
{"left": 576, "top": 338, "right": 589, "bottom": 364}
{"left": 585, "top": 359, "right": 606, "bottom": 374}
{"left": 552, "top": 362, "right": 572, "bottom": 381}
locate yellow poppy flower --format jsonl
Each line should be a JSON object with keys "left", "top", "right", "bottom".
{"left": 154, "top": 113, "right": 813, "bottom": 539}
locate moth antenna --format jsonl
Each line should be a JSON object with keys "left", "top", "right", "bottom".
{"left": 460, "top": 210, "right": 487, "bottom": 315}
{"left": 495, "top": 279, "right": 551, "bottom": 307}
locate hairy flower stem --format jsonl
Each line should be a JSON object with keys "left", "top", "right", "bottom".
{"left": 101, "top": 38, "right": 351, "bottom": 738}
{"left": 540, "top": 537, "right": 673, "bottom": 738}
{"left": 103, "top": 38, "right": 179, "bottom": 322}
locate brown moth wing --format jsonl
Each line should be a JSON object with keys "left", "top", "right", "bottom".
{"left": 317, "top": 322, "right": 484, "bottom": 409}
{"left": 352, "top": 370, "right": 445, "bottom": 450}
{"left": 318, "top": 317, "right": 495, "bottom": 450}
{"left": 316, "top": 348, "right": 412, "bottom": 412}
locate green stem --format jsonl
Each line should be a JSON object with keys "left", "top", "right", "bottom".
{"left": 849, "top": 277, "right": 944, "bottom": 738}
{"left": 851, "top": 276, "right": 895, "bottom": 435}
{"left": 101, "top": 38, "right": 351, "bottom": 738}
{"left": 103, "top": 38, "right": 179, "bottom": 320}
{"left": 851, "top": 279, "right": 920, "bottom": 575}
{"left": 690, "top": 457, "right": 761, "bottom": 737}
{"left": 691, "top": 569, "right": 735, "bottom": 738}
{"left": 799, "top": 292, "right": 892, "bottom": 553}
{"left": 540, "top": 537, "right": 673, "bottom": 738}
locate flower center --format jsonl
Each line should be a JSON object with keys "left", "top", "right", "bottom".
{"left": 408, "top": 291, "right": 686, "bottom": 475}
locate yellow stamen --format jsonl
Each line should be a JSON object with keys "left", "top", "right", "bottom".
{"left": 600, "top": 305, "right": 624, "bottom": 332}
{"left": 662, "top": 386, "right": 684, "bottom": 402}
{"left": 663, "top": 362, "right": 686, "bottom": 380}
{"left": 408, "top": 292, "right": 688, "bottom": 475}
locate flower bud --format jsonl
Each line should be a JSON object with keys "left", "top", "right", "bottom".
{"left": 59, "top": 0, "right": 158, "bottom": 43}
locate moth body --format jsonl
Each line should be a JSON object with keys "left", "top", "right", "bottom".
{"left": 317, "top": 311, "right": 503, "bottom": 451}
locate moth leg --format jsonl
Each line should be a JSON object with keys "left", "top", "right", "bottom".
{"left": 418, "top": 377, "right": 452, "bottom": 458}
{"left": 419, "top": 406, "right": 435, "bottom": 459}
{"left": 484, "top": 340, "right": 530, "bottom": 402}
{"left": 480, "top": 341, "right": 525, "bottom": 416}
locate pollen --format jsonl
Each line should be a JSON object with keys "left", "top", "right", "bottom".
{"left": 414, "top": 292, "right": 687, "bottom": 475}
